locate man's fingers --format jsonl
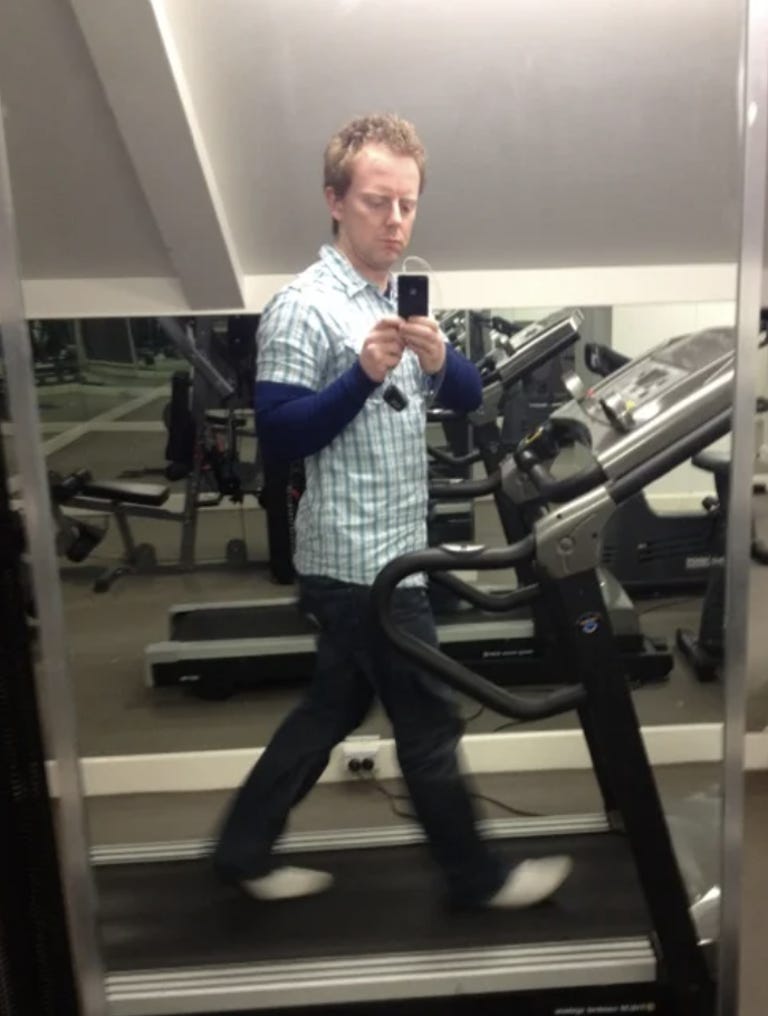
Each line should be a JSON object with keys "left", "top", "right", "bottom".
{"left": 372, "top": 316, "right": 403, "bottom": 332}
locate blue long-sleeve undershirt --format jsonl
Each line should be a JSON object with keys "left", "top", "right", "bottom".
{"left": 255, "top": 344, "right": 482, "bottom": 464}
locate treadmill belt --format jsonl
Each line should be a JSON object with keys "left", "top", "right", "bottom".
{"left": 96, "top": 832, "right": 650, "bottom": 972}
{"left": 171, "top": 604, "right": 525, "bottom": 643}
{"left": 172, "top": 605, "right": 312, "bottom": 641}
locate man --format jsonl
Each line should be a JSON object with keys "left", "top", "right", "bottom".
{"left": 213, "top": 113, "right": 572, "bottom": 908}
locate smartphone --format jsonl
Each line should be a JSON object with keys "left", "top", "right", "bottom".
{"left": 397, "top": 273, "right": 429, "bottom": 320}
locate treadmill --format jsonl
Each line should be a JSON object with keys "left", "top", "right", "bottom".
{"left": 145, "top": 308, "right": 671, "bottom": 697}
{"left": 95, "top": 323, "right": 732, "bottom": 1015}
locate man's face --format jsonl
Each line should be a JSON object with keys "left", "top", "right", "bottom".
{"left": 325, "top": 144, "right": 421, "bottom": 281}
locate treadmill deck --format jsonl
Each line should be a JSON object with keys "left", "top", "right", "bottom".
{"left": 96, "top": 828, "right": 657, "bottom": 1014}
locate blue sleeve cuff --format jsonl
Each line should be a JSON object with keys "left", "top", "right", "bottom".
{"left": 433, "top": 344, "right": 483, "bottom": 412}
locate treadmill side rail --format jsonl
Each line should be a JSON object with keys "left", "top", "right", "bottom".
{"left": 106, "top": 939, "right": 657, "bottom": 1016}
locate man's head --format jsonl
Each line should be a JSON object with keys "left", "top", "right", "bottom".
{"left": 324, "top": 113, "right": 427, "bottom": 284}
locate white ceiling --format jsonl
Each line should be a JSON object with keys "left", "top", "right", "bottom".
{"left": 0, "top": 0, "right": 756, "bottom": 305}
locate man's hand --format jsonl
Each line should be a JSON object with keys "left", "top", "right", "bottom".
{"left": 400, "top": 317, "right": 446, "bottom": 376}
{"left": 359, "top": 317, "right": 405, "bottom": 383}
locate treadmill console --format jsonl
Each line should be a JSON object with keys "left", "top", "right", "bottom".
{"left": 482, "top": 308, "right": 583, "bottom": 381}
{"left": 579, "top": 327, "right": 733, "bottom": 436}
{"left": 473, "top": 307, "right": 584, "bottom": 423}
{"left": 504, "top": 307, "right": 583, "bottom": 355}
{"left": 584, "top": 359, "right": 687, "bottom": 432}
{"left": 543, "top": 325, "right": 735, "bottom": 483}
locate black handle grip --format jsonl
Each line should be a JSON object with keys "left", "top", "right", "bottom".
{"left": 584, "top": 342, "right": 630, "bottom": 377}
{"left": 428, "top": 472, "right": 500, "bottom": 501}
{"left": 514, "top": 447, "right": 603, "bottom": 504}
{"left": 371, "top": 542, "right": 586, "bottom": 721}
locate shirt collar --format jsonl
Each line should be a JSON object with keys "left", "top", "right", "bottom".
{"left": 319, "top": 243, "right": 394, "bottom": 301}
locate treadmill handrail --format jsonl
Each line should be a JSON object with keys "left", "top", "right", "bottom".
{"left": 371, "top": 541, "right": 586, "bottom": 720}
{"left": 514, "top": 447, "right": 605, "bottom": 504}
{"left": 609, "top": 407, "right": 732, "bottom": 505}
{"left": 429, "top": 570, "right": 539, "bottom": 613}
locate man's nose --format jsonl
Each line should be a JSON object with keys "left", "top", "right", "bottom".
{"left": 387, "top": 200, "right": 404, "bottom": 224}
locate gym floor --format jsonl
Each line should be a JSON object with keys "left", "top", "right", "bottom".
{"left": 6, "top": 375, "right": 768, "bottom": 1011}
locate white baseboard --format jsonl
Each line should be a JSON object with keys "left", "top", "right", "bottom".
{"left": 46, "top": 723, "right": 768, "bottom": 798}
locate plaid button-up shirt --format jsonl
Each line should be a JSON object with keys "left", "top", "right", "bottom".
{"left": 256, "top": 244, "right": 431, "bottom": 586}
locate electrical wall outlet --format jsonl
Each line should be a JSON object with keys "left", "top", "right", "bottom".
{"left": 342, "top": 735, "right": 381, "bottom": 774}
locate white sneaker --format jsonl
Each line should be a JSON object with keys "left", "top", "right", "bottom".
{"left": 486, "top": 856, "right": 573, "bottom": 909}
{"left": 240, "top": 866, "right": 334, "bottom": 901}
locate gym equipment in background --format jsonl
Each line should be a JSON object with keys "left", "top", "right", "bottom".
{"left": 93, "top": 322, "right": 734, "bottom": 1016}
{"left": 145, "top": 308, "right": 671, "bottom": 698}
{"left": 54, "top": 317, "right": 261, "bottom": 591}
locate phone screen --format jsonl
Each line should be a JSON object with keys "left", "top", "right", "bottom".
{"left": 397, "top": 274, "right": 429, "bottom": 319}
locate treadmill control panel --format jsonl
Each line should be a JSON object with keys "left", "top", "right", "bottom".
{"left": 474, "top": 307, "right": 584, "bottom": 421}
{"left": 599, "top": 392, "right": 635, "bottom": 432}
{"left": 503, "top": 324, "right": 734, "bottom": 508}
{"left": 584, "top": 359, "right": 687, "bottom": 431}
{"left": 506, "top": 308, "right": 580, "bottom": 352}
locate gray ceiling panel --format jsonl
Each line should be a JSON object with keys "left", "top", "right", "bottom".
{"left": 0, "top": 0, "right": 172, "bottom": 279}
{"left": 162, "top": 0, "right": 743, "bottom": 274}
{"left": 0, "top": 0, "right": 748, "bottom": 281}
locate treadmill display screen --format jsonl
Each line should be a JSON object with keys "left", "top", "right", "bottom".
{"left": 636, "top": 367, "right": 667, "bottom": 387}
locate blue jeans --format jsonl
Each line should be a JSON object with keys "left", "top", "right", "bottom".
{"left": 213, "top": 575, "right": 506, "bottom": 905}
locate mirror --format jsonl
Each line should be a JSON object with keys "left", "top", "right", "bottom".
{"left": 22, "top": 303, "right": 739, "bottom": 762}
{"left": 1, "top": 0, "right": 760, "bottom": 1011}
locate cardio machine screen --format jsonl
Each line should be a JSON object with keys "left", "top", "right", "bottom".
{"left": 634, "top": 367, "right": 667, "bottom": 387}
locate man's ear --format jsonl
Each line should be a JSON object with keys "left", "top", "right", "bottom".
{"left": 324, "top": 186, "right": 342, "bottom": 226}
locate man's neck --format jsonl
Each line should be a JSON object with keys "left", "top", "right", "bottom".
{"left": 334, "top": 241, "right": 391, "bottom": 292}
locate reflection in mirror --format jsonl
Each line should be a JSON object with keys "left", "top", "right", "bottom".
{"left": 75, "top": 302, "right": 741, "bottom": 1004}
{"left": 54, "top": 304, "right": 743, "bottom": 998}
{"left": 48, "top": 306, "right": 737, "bottom": 755}
{"left": 39, "top": 310, "right": 715, "bottom": 747}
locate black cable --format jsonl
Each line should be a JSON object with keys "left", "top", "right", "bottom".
{"left": 469, "top": 792, "right": 541, "bottom": 819}
{"left": 367, "top": 772, "right": 542, "bottom": 822}
{"left": 460, "top": 704, "right": 484, "bottom": 724}
{"left": 493, "top": 718, "right": 523, "bottom": 732}
{"left": 369, "top": 777, "right": 417, "bottom": 821}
